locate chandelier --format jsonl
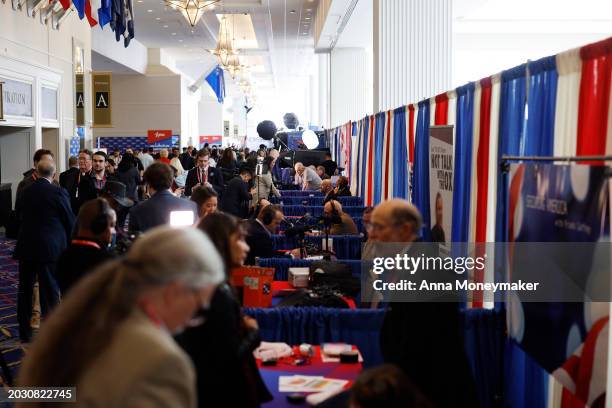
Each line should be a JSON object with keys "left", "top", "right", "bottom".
{"left": 210, "top": 16, "right": 239, "bottom": 68}
{"left": 165, "top": 0, "right": 220, "bottom": 27}
{"left": 224, "top": 54, "right": 249, "bottom": 79}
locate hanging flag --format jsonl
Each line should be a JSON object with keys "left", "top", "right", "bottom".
{"left": 113, "top": 0, "right": 126, "bottom": 41}
{"left": 53, "top": 0, "right": 70, "bottom": 10}
{"left": 123, "top": 0, "right": 134, "bottom": 47}
{"left": 98, "top": 0, "right": 112, "bottom": 28}
{"left": 72, "top": 0, "right": 98, "bottom": 26}
{"left": 205, "top": 66, "right": 226, "bottom": 103}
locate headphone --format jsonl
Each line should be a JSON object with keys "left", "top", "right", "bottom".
{"left": 91, "top": 199, "right": 111, "bottom": 235}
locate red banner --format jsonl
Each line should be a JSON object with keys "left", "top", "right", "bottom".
{"left": 147, "top": 129, "right": 172, "bottom": 144}
{"left": 199, "top": 135, "right": 222, "bottom": 147}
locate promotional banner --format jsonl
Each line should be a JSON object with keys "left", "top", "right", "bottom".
{"left": 199, "top": 135, "right": 222, "bottom": 147}
{"left": 429, "top": 126, "right": 454, "bottom": 248}
{"left": 508, "top": 163, "right": 610, "bottom": 406}
{"left": 92, "top": 72, "right": 111, "bottom": 127}
{"left": 147, "top": 130, "right": 172, "bottom": 145}
{"left": 76, "top": 73, "right": 85, "bottom": 126}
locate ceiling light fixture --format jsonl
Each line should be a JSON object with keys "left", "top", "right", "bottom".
{"left": 164, "top": 0, "right": 219, "bottom": 27}
{"left": 209, "top": 15, "right": 239, "bottom": 68}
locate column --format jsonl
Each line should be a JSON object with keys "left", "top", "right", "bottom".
{"left": 374, "top": 0, "right": 452, "bottom": 112}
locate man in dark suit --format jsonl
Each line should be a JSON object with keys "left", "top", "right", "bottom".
{"left": 14, "top": 159, "right": 75, "bottom": 342}
{"left": 371, "top": 199, "right": 478, "bottom": 407}
{"left": 180, "top": 146, "right": 195, "bottom": 171}
{"left": 60, "top": 149, "right": 98, "bottom": 215}
{"left": 219, "top": 167, "right": 253, "bottom": 219}
{"left": 56, "top": 198, "right": 115, "bottom": 295}
{"left": 16, "top": 149, "right": 55, "bottom": 207}
{"left": 184, "top": 151, "right": 224, "bottom": 196}
{"left": 245, "top": 204, "right": 283, "bottom": 265}
{"left": 129, "top": 162, "right": 197, "bottom": 233}
{"left": 320, "top": 152, "right": 337, "bottom": 177}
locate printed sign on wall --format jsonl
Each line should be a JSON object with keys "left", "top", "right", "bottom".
{"left": 147, "top": 130, "right": 172, "bottom": 144}
{"left": 76, "top": 73, "right": 85, "bottom": 126}
{"left": 1, "top": 77, "right": 33, "bottom": 117}
{"left": 92, "top": 72, "right": 112, "bottom": 127}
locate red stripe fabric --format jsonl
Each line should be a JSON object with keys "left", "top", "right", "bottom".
{"left": 408, "top": 105, "right": 415, "bottom": 166}
{"left": 576, "top": 37, "right": 612, "bottom": 160}
{"left": 85, "top": 0, "right": 98, "bottom": 27}
{"left": 472, "top": 77, "right": 493, "bottom": 308}
{"left": 59, "top": 0, "right": 70, "bottom": 9}
{"left": 575, "top": 316, "right": 609, "bottom": 402}
{"left": 434, "top": 93, "right": 449, "bottom": 125}
{"left": 367, "top": 115, "right": 375, "bottom": 206}
{"left": 384, "top": 111, "right": 392, "bottom": 200}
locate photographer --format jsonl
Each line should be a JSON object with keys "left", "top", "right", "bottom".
{"left": 245, "top": 205, "right": 283, "bottom": 265}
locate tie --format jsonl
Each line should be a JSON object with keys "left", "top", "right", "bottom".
{"left": 203, "top": 169, "right": 208, "bottom": 185}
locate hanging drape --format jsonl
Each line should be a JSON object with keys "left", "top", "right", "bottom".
{"left": 393, "top": 106, "right": 409, "bottom": 199}
{"left": 451, "top": 82, "right": 475, "bottom": 243}
{"left": 383, "top": 111, "right": 393, "bottom": 200}
{"left": 412, "top": 99, "right": 432, "bottom": 240}
{"left": 495, "top": 64, "right": 527, "bottom": 243}
{"left": 576, "top": 37, "right": 612, "bottom": 158}
{"left": 554, "top": 48, "right": 582, "bottom": 157}
{"left": 435, "top": 93, "right": 449, "bottom": 125}
{"left": 366, "top": 115, "right": 376, "bottom": 206}
{"left": 356, "top": 118, "right": 365, "bottom": 199}
{"left": 350, "top": 121, "right": 359, "bottom": 196}
{"left": 373, "top": 112, "right": 386, "bottom": 204}
{"left": 526, "top": 56, "right": 558, "bottom": 156}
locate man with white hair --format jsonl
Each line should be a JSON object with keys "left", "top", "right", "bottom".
{"left": 294, "top": 162, "right": 322, "bottom": 191}
{"left": 14, "top": 159, "right": 75, "bottom": 342}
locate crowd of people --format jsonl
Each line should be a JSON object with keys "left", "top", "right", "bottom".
{"left": 9, "top": 143, "right": 475, "bottom": 407}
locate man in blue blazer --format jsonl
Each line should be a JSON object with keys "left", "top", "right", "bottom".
{"left": 129, "top": 162, "right": 197, "bottom": 233}
{"left": 15, "top": 159, "right": 75, "bottom": 342}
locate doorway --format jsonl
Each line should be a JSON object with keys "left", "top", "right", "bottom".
{"left": 42, "top": 128, "right": 59, "bottom": 162}
{"left": 0, "top": 126, "right": 33, "bottom": 209}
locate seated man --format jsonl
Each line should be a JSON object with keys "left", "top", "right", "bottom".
{"left": 323, "top": 200, "right": 358, "bottom": 235}
{"left": 333, "top": 176, "right": 352, "bottom": 197}
{"left": 244, "top": 204, "right": 284, "bottom": 265}
{"left": 294, "top": 162, "right": 322, "bottom": 191}
{"left": 56, "top": 198, "right": 116, "bottom": 295}
{"left": 320, "top": 179, "right": 336, "bottom": 203}
{"left": 316, "top": 166, "right": 331, "bottom": 180}
{"left": 129, "top": 163, "right": 197, "bottom": 233}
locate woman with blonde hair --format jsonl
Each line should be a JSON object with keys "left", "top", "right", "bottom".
{"left": 17, "top": 226, "right": 224, "bottom": 408}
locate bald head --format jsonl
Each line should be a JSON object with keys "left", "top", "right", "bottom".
{"left": 321, "top": 179, "right": 333, "bottom": 194}
{"left": 294, "top": 162, "right": 304, "bottom": 175}
{"left": 371, "top": 199, "right": 422, "bottom": 243}
{"left": 269, "top": 149, "right": 279, "bottom": 160}
{"left": 36, "top": 159, "right": 56, "bottom": 180}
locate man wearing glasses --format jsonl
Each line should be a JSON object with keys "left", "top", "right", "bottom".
{"left": 60, "top": 149, "right": 98, "bottom": 215}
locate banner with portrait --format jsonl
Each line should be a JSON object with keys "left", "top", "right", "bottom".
{"left": 429, "top": 126, "right": 454, "bottom": 251}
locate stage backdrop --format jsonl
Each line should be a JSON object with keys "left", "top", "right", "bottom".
{"left": 508, "top": 163, "right": 610, "bottom": 407}
{"left": 429, "top": 125, "right": 454, "bottom": 249}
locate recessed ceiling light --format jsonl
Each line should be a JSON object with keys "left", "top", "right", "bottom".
{"left": 305, "top": 17, "right": 310, "bottom": 20}
{"left": 178, "top": 39, "right": 183, "bottom": 42}
{"left": 147, "top": 9, "right": 152, "bottom": 12}
{"left": 137, "top": 0, "right": 143, "bottom": 3}
{"left": 156, "top": 17, "right": 161, "bottom": 20}
{"left": 289, "top": 10, "right": 296, "bottom": 14}
{"left": 163, "top": 24, "right": 168, "bottom": 28}
{"left": 171, "top": 32, "right": 177, "bottom": 35}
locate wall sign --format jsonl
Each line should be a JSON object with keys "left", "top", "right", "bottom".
{"left": 223, "top": 120, "right": 230, "bottom": 138}
{"left": 41, "top": 87, "right": 58, "bottom": 120}
{"left": 76, "top": 73, "right": 85, "bottom": 126}
{"left": 1, "top": 77, "right": 33, "bottom": 117}
{"left": 147, "top": 129, "right": 172, "bottom": 144}
{"left": 92, "top": 72, "right": 112, "bottom": 127}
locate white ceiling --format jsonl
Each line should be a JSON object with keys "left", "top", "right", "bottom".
{"left": 120, "top": 0, "right": 320, "bottom": 100}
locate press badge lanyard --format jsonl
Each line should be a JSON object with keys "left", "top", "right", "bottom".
{"left": 197, "top": 168, "right": 207, "bottom": 185}
{"left": 71, "top": 239, "right": 101, "bottom": 250}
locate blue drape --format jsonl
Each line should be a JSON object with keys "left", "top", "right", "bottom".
{"left": 393, "top": 106, "right": 409, "bottom": 199}
{"left": 412, "top": 100, "right": 431, "bottom": 240}
{"left": 496, "top": 64, "right": 527, "bottom": 243}
{"left": 257, "top": 258, "right": 363, "bottom": 280}
{"left": 244, "top": 307, "right": 385, "bottom": 368}
{"left": 205, "top": 66, "right": 226, "bottom": 103}
{"left": 358, "top": 118, "right": 369, "bottom": 199}
{"left": 373, "top": 112, "right": 385, "bottom": 204}
{"left": 526, "top": 56, "right": 558, "bottom": 156}
{"left": 451, "top": 83, "right": 475, "bottom": 243}
{"left": 98, "top": 0, "right": 112, "bottom": 27}
{"left": 504, "top": 340, "right": 549, "bottom": 408}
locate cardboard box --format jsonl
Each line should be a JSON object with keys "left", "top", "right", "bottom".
{"left": 288, "top": 267, "right": 310, "bottom": 288}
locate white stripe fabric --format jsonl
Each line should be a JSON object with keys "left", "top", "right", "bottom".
{"left": 447, "top": 90, "right": 457, "bottom": 127}
{"left": 483, "top": 74, "right": 501, "bottom": 308}
{"left": 468, "top": 82, "right": 482, "bottom": 246}
{"left": 554, "top": 47, "right": 581, "bottom": 157}
{"left": 430, "top": 98, "right": 437, "bottom": 127}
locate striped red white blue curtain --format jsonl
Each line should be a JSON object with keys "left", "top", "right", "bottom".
{"left": 412, "top": 100, "right": 431, "bottom": 239}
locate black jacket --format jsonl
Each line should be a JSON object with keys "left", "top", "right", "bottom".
{"left": 59, "top": 169, "right": 98, "bottom": 215}
{"left": 244, "top": 219, "right": 274, "bottom": 265}
{"left": 184, "top": 166, "right": 224, "bottom": 197}
{"left": 56, "top": 238, "right": 114, "bottom": 294}
{"left": 15, "top": 179, "right": 75, "bottom": 262}
{"left": 220, "top": 176, "right": 251, "bottom": 219}
{"left": 128, "top": 190, "right": 198, "bottom": 233}
{"left": 320, "top": 159, "right": 337, "bottom": 177}
{"left": 179, "top": 153, "right": 195, "bottom": 171}
{"left": 117, "top": 167, "right": 141, "bottom": 201}
{"left": 176, "top": 285, "right": 272, "bottom": 408}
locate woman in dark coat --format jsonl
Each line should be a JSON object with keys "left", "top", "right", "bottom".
{"left": 175, "top": 212, "right": 272, "bottom": 408}
{"left": 116, "top": 153, "right": 141, "bottom": 201}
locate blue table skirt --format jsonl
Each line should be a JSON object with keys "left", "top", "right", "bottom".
{"left": 271, "top": 196, "right": 363, "bottom": 206}
{"left": 245, "top": 307, "right": 385, "bottom": 368}
{"left": 272, "top": 235, "right": 362, "bottom": 260}
{"left": 258, "top": 258, "right": 363, "bottom": 281}
{"left": 278, "top": 190, "right": 323, "bottom": 197}
{"left": 281, "top": 205, "right": 366, "bottom": 218}
{"left": 279, "top": 217, "right": 364, "bottom": 235}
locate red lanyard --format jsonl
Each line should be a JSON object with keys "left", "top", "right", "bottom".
{"left": 71, "top": 239, "right": 101, "bottom": 250}
{"left": 94, "top": 174, "right": 106, "bottom": 190}
{"left": 31, "top": 172, "right": 38, "bottom": 181}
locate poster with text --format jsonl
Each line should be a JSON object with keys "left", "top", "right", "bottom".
{"left": 429, "top": 126, "right": 454, "bottom": 252}
{"left": 508, "top": 163, "right": 610, "bottom": 406}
